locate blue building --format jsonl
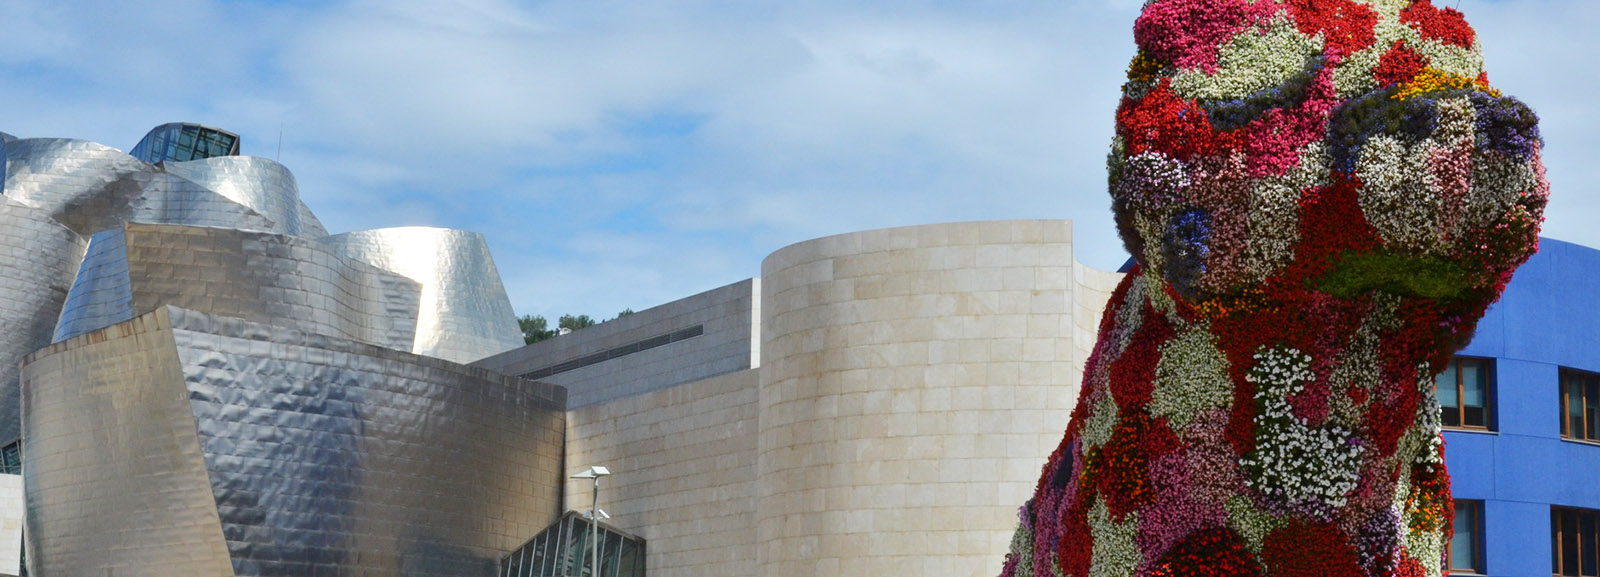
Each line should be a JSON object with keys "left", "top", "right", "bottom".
{"left": 1444, "top": 237, "right": 1600, "bottom": 577}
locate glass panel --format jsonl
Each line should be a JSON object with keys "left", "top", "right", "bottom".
{"left": 567, "top": 518, "right": 588, "bottom": 577}
{"left": 1588, "top": 378, "right": 1600, "bottom": 440}
{"left": 618, "top": 540, "right": 642, "bottom": 577}
{"left": 1437, "top": 364, "right": 1459, "bottom": 408}
{"left": 1461, "top": 361, "right": 1484, "bottom": 408}
{"left": 1442, "top": 406, "right": 1461, "bottom": 428}
{"left": 1451, "top": 502, "right": 1477, "bottom": 570}
{"left": 1573, "top": 380, "right": 1588, "bottom": 440}
{"left": 605, "top": 530, "right": 624, "bottom": 577}
{"left": 1567, "top": 510, "right": 1581, "bottom": 575}
{"left": 1585, "top": 511, "right": 1597, "bottom": 576}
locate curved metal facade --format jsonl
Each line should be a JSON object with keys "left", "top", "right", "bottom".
{"left": 53, "top": 222, "right": 422, "bottom": 351}
{"left": 22, "top": 307, "right": 566, "bottom": 577}
{"left": 3, "top": 138, "right": 280, "bottom": 236}
{"left": 321, "top": 227, "right": 524, "bottom": 364}
{"left": 1, "top": 123, "right": 551, "bottom": 576}
{"left": 164, "top": 156, "right": 305, "bottom": 236}
{"left": 0, "top": 198, "right": 89, "bottom": 446}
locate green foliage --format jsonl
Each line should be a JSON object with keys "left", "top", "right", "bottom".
{"left": 1318, "top": 251, "right": 1473, "bottom": 300}
{"left": 559, "top": 314, "right": 597, "bottom": 332}
{"left": 518, "top": 310, "right": 636, "bottom": 345}
{"left": 519, "top": 315, "right": 556, "bottom": 344}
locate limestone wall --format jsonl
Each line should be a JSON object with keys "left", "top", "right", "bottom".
{"left": 756, "top": 220, "right": 1115, "bottom": 576}
{"left": 564, "top": 369, "right": 760, "bottom": 577}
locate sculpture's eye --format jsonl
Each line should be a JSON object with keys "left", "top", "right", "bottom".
{"left": 1162, "top": 208, "right": 1212, "bottom": 301}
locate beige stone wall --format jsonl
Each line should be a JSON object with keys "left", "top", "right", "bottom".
{"left": 757, "top": 220, "right": 1116, "bottom": 577}
{"left": 0, "top": 475, "right": 22, "bottom": 577}
{"left": 564, "top": 369, "right": 760, "bottom": 577}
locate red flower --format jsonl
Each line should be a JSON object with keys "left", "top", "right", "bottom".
{"left": 1109, "top": 302, "right": 1173, "bottom": 412}
{"left": 1147, "top": 526, "right": 1263, "bottom": 577}
{"left": 1261, "top": 521, "right": 1368, "bottom": 577}
{"left": 1116, "top": 79, "right": 1241, "bottom": 162}
{"left": 1399, "top": 0, "right": 1476, "bottom": 49}
{"left": 1374, "top": 41, "right": 1429, "bottom": 87}
{"left": 1286, "top": 0, "right": 1379, "bottom": 57}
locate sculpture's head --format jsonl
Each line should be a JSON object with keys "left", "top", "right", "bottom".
{"left": 1109, "top": 0, "right": 1546, "bottom": 306}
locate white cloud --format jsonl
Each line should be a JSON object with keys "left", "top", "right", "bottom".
{"left": 2, "top": 0, "right": 1595, "bottom": 320}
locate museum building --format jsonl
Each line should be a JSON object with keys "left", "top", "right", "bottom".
{"left": 0, "top": 123, "right": 1595, "bottom": 577}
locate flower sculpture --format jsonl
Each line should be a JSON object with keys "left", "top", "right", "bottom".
{"left": 1001, "top": 1, "right": 1546, "bottom": 576}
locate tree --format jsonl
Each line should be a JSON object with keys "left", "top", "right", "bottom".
{"left": 616, "top": 308, "right": 635, "bottom": 318}
{"left": 518, "top": 315, "right": 556, "bottom": 344}
{"left": 559, "top": 314, "right": 596, "bottom": 332}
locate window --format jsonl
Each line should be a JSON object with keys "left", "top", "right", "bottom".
{"left": 0, "top": 441, "right": 20, "bottom": 475}
{"left": 1563, "top": 370, "right": 1600, "bottom": 442}
{"left": 1436, "top": 357, "right": 1493, "bottom": 429}
{"left": 1448, "top": 500, "right": 1484, "bottom": 574}
{"left": 1554, "top": 506, "right": 1600, "bottom": 576}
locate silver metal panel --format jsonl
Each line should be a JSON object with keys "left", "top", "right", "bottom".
{"left": 297, "top": 198, "right": 329, "bottom": 238}
{"left": 164, "top": 156, "right": 304, "bottom": 236}
{"left": 321, "top": 228, "right": 524, "bottom": 364}
{"left": 20, "top": 310, "right": 238, "bottom": 577}
{"left": 50, "top": 227, "right": 133, "bottom": 343}
{"left": 0, "top": 132, "right": 8, "bottom": 195}
{"left": 24, "top": 306, "right": 565, "bottom": 576}
{"left": 2, "top": 138, "right": 279, "bottom": 236}
{"left": 165, "top": 307, "right": 566, "bottom": 576}
{"left": 52, "top": 223, "right": 422, "bottom": 352}
{"left": 0, "top": 197, "right": 87, "bottom": 445}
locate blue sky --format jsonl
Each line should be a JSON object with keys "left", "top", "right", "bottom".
{"left": 2, "top": 0, "right": 1594, "bottom": 320}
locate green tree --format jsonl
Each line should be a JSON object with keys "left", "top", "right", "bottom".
{"left": 518, "top": 315, "right": 556, "bottom": 344}
{"left": 616, "top": 308, "right": 635, "bottom": 318}
{"left": 559, "top": 314, "right": 597, "bottom": 332}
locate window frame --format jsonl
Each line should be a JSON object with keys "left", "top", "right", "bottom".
{"left": 1447, "top": 499, "right": 1485, "bottom": 575}
{"left": 1553, "top": 505, "right": 1600, "bottom": 577}
{"left": 1561, "top": 368, "right": 1600, "bottom": 443}
{"left": 1437, "top": 356, "right": 1495, "bottom": 431}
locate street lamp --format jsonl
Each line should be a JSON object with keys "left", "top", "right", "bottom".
{"left": 571, "top": 466, "right": 611, "bottom": 577}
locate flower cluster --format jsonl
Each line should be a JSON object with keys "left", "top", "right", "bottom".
{"left": 1001, "top": 1, "right": 1545, "bottom": 576}
{"left": 1240, "top": 348, "right": 1364, "bottom": 519}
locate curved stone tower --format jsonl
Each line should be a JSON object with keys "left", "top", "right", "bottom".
{"left": 759, "top": 221, "right": 1122, "bottom": 575}
{"left": 1002, "top": 1, "right": 1547, "bottom": 576}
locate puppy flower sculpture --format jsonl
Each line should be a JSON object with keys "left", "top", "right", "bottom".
{"left": 1002, "top": 1, "right": 1546, "bottom": 576}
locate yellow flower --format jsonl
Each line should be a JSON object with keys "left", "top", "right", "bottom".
{"left": 1392, "top": 68, "right": 1502, "bottom": 101}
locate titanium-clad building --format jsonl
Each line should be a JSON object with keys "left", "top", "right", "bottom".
{"left": 23, "top": 306, "right": 565, "bottom": 576}
{"left": 0, "top": 123, "right": 555, "bottom": 577}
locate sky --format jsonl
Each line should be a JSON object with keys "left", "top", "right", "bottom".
{"left": 1, "top": 0, "right": 1595, "bottom": 321}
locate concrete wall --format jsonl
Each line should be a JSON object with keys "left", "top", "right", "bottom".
{"left": 564, "top": 369, "right": 760, "bottom": 577}
{"left": 476, "top": 279, "right": 759, "bottom": 408}
{"left": 1446, "top": 237, "right": 1600, "bottom": 577}
{"left": 756, "top": 220, "right": 1116, "bottom": 577}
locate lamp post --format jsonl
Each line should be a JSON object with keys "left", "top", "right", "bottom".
{"left": 570, "top": 466, "right": 610, "bottom": 577}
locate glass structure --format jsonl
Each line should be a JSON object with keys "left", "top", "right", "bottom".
{"left": 128, "top": 123, "right": 240, "bottom": 164}
{"left": 502, "top": 512, "right": 644, "bottom": 577}
{"left": 0, "top": 442, "right": 19, "bottom": 475}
